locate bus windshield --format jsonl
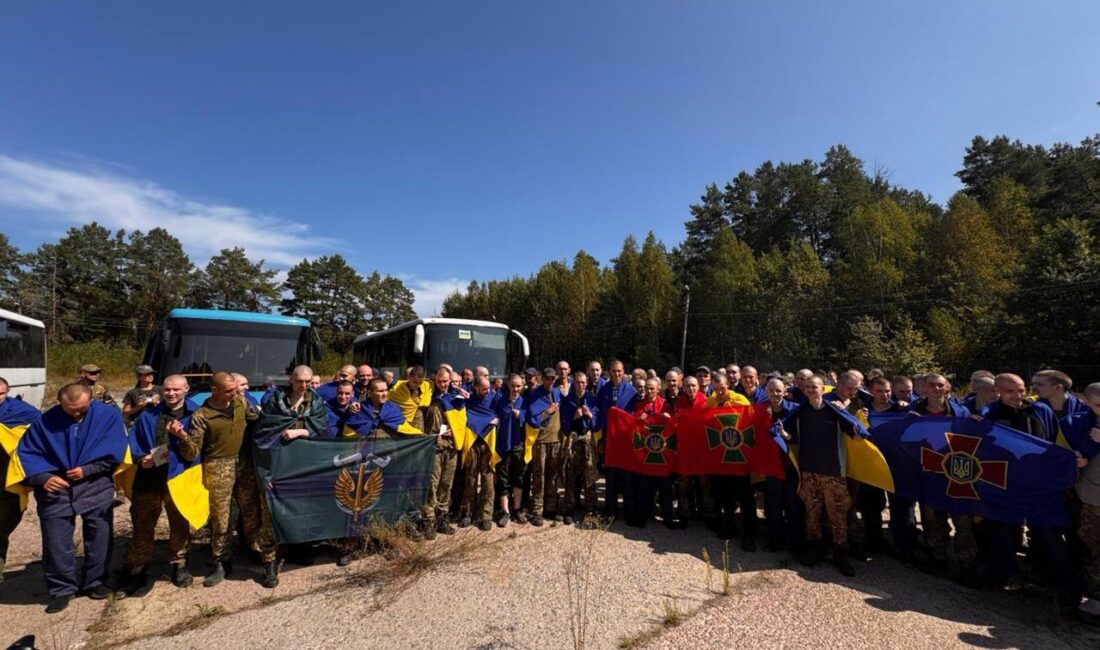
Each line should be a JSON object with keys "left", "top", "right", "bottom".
{"left": 426, "top": 324, "right": 507, "bottom": 377}
{"left": 169, "top": 319, "right": 306, "bottom": 389}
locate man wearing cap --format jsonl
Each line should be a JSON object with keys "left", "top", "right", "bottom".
{"left": 122, "top": 365, "right": 161, "bottom": 426}
{"left": 78, "top": 364, "right": 117, "bottom": 408}
{"left": 523, "top": 367, "right": 539, "bottom": 395}
{"left": 695, "top": 366, "right": 714, "bottom": 397}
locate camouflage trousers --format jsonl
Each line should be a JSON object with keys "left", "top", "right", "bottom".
{"left": 529, "top": 441, "right": 562, "bottom": 516}
{"left": 127, "top": 479, "right": 191, "bottom": 569}
{"left": 422, "top": 444, "right": 457, "bottom": 525}
{"left": 562, "top": 434, "right": 598, "bottom": 513}
{"left": 920, "top": 506, "right": 978, "bottom": 567}
{"left": 204, "top": 456, "right": 276, "bottom": 564}
{"left": 1080, "top": 502, "right": 1100, "bottom": 597}
{"left": 0, "top": 490, "right": 23, "bottom": 562}
{"left": 799, "top": 472, "right": 851, "bottom": 547}
{"left": 461, "top": 438, "right": 495, "bottom": 522}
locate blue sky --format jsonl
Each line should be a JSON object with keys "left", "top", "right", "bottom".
{"left": 1, "top": 1, "right": 1098, "bottom": 315}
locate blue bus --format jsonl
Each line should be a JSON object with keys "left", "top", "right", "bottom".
{"left": 143, "top": 309, "right": 318, "bottom": 402}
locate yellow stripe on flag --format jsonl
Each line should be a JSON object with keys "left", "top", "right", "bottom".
{"left": 444, "top": 409, "right": 468, "bottom": 451}
{"left": 844, "top": 437, "right": 894, "bottom": 492}
{"left": 3, "top": 445, "right": 29, "bottom": 511}
{"left": 168, "top": 464, "right": 210, "bottom": 530}
{"left": 523, "top": 424, "right": 539, "bottom": 464}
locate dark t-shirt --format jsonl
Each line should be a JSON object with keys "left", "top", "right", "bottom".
{"left": 123, "top": 386, "right": 161, "bottom": 424}
{"left": 794, "top": 405, "right": 842, "bottom": 476}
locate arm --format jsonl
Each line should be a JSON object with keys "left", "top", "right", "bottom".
{"left": 77, "top": 458, "right": 116, "bottom": 479}
{"left": 178, "top": 410, "right": 207, "bottom": 461}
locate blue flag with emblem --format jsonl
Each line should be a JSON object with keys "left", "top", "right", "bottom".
{"left": 252, "top": 434, "right": 436, "bottom": 544}
{"left": 868, "top": 412, "right": 1077, "bottom": 527}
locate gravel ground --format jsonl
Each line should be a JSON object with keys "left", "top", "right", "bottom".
{"left": 4, "top": 500, "right": 1098, "bottom": 650}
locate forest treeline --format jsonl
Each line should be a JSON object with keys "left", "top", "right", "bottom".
{"left": 441, "top": 135, "right": 1100, "bottom": 382}
{"left": 0, "top": 229, "right": 415, "bottom": 356}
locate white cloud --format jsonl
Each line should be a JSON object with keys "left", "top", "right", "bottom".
{"left": 404, "top": 276, "right": 469, "bottom": 317}
{"left": 0, "top": 153, "right": 335, "bottom": 267}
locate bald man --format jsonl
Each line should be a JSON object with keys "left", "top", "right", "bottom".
{"left": 317, "top": 365, "right": 358, "bottom": 402}
{"left": 20, "top": 384, "right": 127, "bottom": 612}
{"left": 178, "top": 371, "right": 267, "bottom": 588}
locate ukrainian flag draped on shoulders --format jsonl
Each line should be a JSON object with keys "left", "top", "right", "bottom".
{"left": 435, "top": 389, "right": 468, "bottom": 449}
{"left": 465, "top": 388, "right": 500, "bottom": 465}
{"left": 867, "top": 411, "right": 1077, "bottom": 526}
{"left": 0, "top": 397, "right": 42, "bottom": 510}
{"left": 7, "top": 400, "right": 131, "bottom": 510}
{"left": 523, "top": 384, "right": 562, "bottom": 464}
{"left": 774, "top": 400, "right": 895, "bottom": 492}
{"left": 493, "top": 392, "right": 524, "bottom": 461}
{"left": 390, "top": 380, "right": 432, "bottom": 427}
{"left": 126, "top": 399, "right": 209, "bottom": 529}
{"left": 254, "top": 388, "right": 329, "bottom": 448}
{"left": 341, "top": 400, "right": 423, "bottom": 437}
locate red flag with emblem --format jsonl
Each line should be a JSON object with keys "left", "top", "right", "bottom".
{"left": 604, "top": 407, "right": 677, "bottom": 477}
{"left": 676, "top": 404, "right": 784, "bottom": 478}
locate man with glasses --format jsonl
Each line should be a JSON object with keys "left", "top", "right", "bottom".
{"left": 78, "top": 364, "right": 117, "bottom": 408}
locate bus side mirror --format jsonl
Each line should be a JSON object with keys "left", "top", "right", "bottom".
{"left": 413, "top": 324, "right": 425, "bottom": 355}
{"left": 510, "top": 329, "right": 530, "bottom": 362}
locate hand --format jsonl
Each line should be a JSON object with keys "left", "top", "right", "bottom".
{"left": 44, "top": 475, "right": 70, "bottom": 492}
{"left": 970, "top": 414, "right": 984, "bottom": 421}
{"left": 779, "top": 427, "right": 791, "bottom": 441}
{"left": 580, "top": 406, "right": 591, "bottom": 418}
{"left": 167, "top": 419, "right": 187, "bottom": 440}
{"left": 897, "top": 401, "right": 909, "bottom": 408}
{"left": 489, "top": 417, "right": 499, "bottom": 426}
{"left": 150, "top": 395, "right": 160, "bottom": 406}
{"left": 349, "top": 401, "right": 362, "bottom": 414}
{"left": 546, "top": 403, "right": 558, "bottom": 414}
{"left": 1091, "top": 427, "right": 1100, "bottom": 444}
{"left": 512, "top": 408, "right": 520, "bottom": 419}
{"left": 1074, "top": 451, "right": 1087, "bottom": 469}
{"left": 860, "top": 407, "right": 869, "bottom": 420}
{"left": 281, "top": 429, "right": 309, "bottom": 441}
{"left": 65, "top": 467, "right": 84, "bottom": 481}
{"left": 141, "top": 454, "right": 155, "bottom": 469}
{"left": 456, "top": 388, "right": 470, "bottom": 399}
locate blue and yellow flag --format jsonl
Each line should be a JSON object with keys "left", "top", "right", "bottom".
{"left": 124, "top": 399, "right": 209, "bottom": 530}
{"left": 7, "top": 401, "right": 130, "bottom": 510}
{"left": 464, "top": 389, "right": 500, "bottom": 466}
{"left": 774, "top": 401, "right": 894, "bottom": 492}
{"left": 390, "top": 380, "right": 432, "bottom": 427}
{"left": 523, "top": 385, "right": 562, "bottom": 464}
{"left": 434, "top": 390, "right": 468, "bottom": 451}
{"left": 868, "top": 412, "right": 1077, "bottom": 526}
{"left": 342, "top": 400, "right": 423, "bottom": 437}
{"left": 0, "top": 398, "right": 42, "bottom": 510}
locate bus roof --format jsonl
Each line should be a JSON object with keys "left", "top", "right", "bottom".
{"left": 167, "top": 309, "right": 310, "bottom": 327}
{"left": 353, "top": 318, "right": 508, "bottom": 345}
{"left": 0, "top": 307, "right": 45, "bottom": 329}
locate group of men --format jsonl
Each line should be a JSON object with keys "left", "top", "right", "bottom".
{"left": 1, "top": 359, "right": 1098, "bottom": 622}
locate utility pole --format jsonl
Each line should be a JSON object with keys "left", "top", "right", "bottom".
{"left": 679, "top": 285, "right": 690, "bottom": 371}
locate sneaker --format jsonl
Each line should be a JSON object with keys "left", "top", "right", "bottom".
{"left": 477, "top": 520, "right": 493, "bottom": 532}
{"left": 337, "top": 554, "right": 353, "bottom": 567}
{"left": 512, "top": 511, "right": 528, "bottom": 525}
{"left": 171, "top": 565, "right": 194, "bottom": 588}
{"left": 202, "top": 561, "right": 226, "bottom": 588}
{"left": 260, "top": 562, "right": 279, "bottom": 588}
{"left": 530, "top": 515, "right": 545, "bottom": 527}
{"left": 833, "top": 548, "right": 856, "bottom": 577}
{"left": 85, "top": 584, "right": 115, "bottom": 600}
{"left": 496, "top": 512, "right": 510, "bottom": 528}
{"left": 45, "top": 595, "right": 72, "bottom": 614}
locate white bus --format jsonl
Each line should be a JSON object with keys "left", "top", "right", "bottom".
{"left": 0, "top": 308, "right": 47, "bottom": 408}
{"left": 353, "top": 318, "right": 529, "bottom": 380}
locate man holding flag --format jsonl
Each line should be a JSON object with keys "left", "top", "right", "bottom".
{"left": 597, "top": 360, "right": 637, "bottom": 521}
{"left": 524, "top": 368, "right": 563, "bottom": 526}
{"left": 460, "top": 376, "right": 498, "bottom": 531}
{"left": 14, "top": 384, "right": 129, "bottom": 613}
{"left": 120, "top": 374, "right": 201, "bottom": 595}
{"left": 560, "top": 371, "right": 598, "bottom": 527}
{"left": 762, "top": 377, "right": 803, "bottom": 554}
{"left": 0, "top": 377, "right": 40, "bottom": 585}
{"left": 422, "top": 366, "right": 461, "bottom": 537}
{"left": 705, "top": 372, "right": 755, "bottom": 547}
{"left": 494, "top": 374, "right": 526, "bottom": 527}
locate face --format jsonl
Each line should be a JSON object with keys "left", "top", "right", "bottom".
{"left": 236, "top": 378, "right": 251, "bottom": 394}
{"left": 588, "top": 363, "right": 602, "bottom": 380}
{"left": 574, "top": 376, "right": 588, "bottom": 395}
{"left": 870, "top": 383, "right": 891, "bottom": 403}
{"left": 139, "top": 372, "right": 154, "bottom": 384}
{"left": 162, "top": 379, "right": 188, "bottom": 407}
{"left": 684, "top": 378, "right": 699, "bottom": 399}
{"left": 610, "top": 364, "right": 625, "bottom": 384}
{"left": 1030, "top": 375, "right": 1056, "bottom": 400}
{"left": 541, "top": 376, "right": 555, "bottom": 390}
{"left": 61, "top": 394, "right": 92, "bottom": 420}
{"left": 292, "top": 373, "right": 313, "bottom": 394}
{"left": 510, "top": 377, "right": 524, "bottom": 396}
{"left": 462, "top": 370, "right": 474, "bottom": 383}
{"left": 475, "top": 381, "right": 490, "bottom": 397}
{"left": 0, "top": 383, "right": 7, "bottom": 404}
{"left": 766, "top": 380, "right": 785, "bottom": 404}
{"left": 310, "top": 376, "right": 321, "bottom": 389}
{"left": 893, "top": 382, "right": 913, "bottom": 401}
{"left": 666, "top": 374, "right": 681, "bottom": 392}
{"left": 81, "top": 369, "right": 101, "bottom": 384}
{"left": 434, "top": 372, "right": 452, "bottom": 393}
{"left": 643, "top": 381, "right": 659, "bottom": 399}
{"left": 998, "top": 377, "right": 1027, "bottom": 407}
{"left": 924, "top": 376, "right": 948, "bottom": 401}
{"left": 357, "top": 366, "right": 373, "bottom": 385}
{"left": 370, "top": 382, "right": 389, "bottom": 405}
{"left": 697, "top": 371, "right": 710, "bottom": 386}
{"left": 726, "top": 366, "right": 740, "bottom": 384}
{"left": 1087, "top": 394, "right": 1100, "bottom": 417}
{"left": 837, "top": 380, "right": 858, "bottom": 400}
{"left": 741, "top": 369, "right": 758, "bottom": 391}
{"left": 556, "top": 362, "right": 570, "bottom": 379}
{"left": 796, "top": 371, "right": 812, "bottom": 388}
{"left": 337, "top": 367, "right": 356, "bottom": 382}
{"left": 804, "top": 378, "right": 824, "bottom": 400}
{"left": 976, "top": 383, "right": 997, "bottom": 402}
{"left": 213, "top": 378, "right": 238, "bottom": 402}
{"left": 336, "top": 384, "right": 354, "bottom": 406}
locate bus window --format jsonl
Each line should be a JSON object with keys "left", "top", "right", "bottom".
{"left": 0, "top": 319, "right": 46, "bottom": 368}
{"left": 426, "top": 324, "right": 507, "bottom": 377}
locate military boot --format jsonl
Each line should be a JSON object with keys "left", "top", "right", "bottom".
{"left": 801, "top": 542, "right": 822, "bottom": 567}
{"left": 202, "top": 561, "right": 227, "bottom": 588}
{"left": 171, "top": 564, "right": 194, "bottom": 588}
{"left": 260, "top": 561, "right": 279, "bottom": 588}
{"left": 437, "top": 515, "right": 456, "bottom": 535}
{"left": 833, "top": 547, "right": 856, "bottom": 577}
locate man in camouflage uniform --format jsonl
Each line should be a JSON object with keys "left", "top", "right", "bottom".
{"left": 177, "top": 371, "right": 274, "bottom": 587}
{"left": 525, "top": 368, "right": 562, "bottom": 526}
{"left": 121, "top": 374, "right": 194, "bottom": 594}
{"left": 422, "top": 366, "right": 459, "bottom": 538}
{"left": 460, "top": 376, "right": 497, "bottom": 531}
{"left": 561, "top": 371, "right": 599, "bottom": 527}
{"left": 78, "top": 364, "right": 117, "bottom": 408}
